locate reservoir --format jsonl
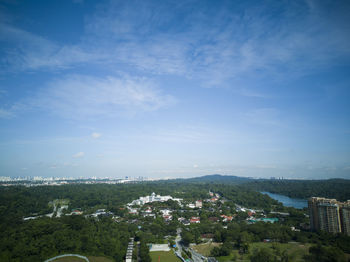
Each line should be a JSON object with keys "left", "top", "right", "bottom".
{"left": 261, "top": 191, "right": 308, "bottom": 209}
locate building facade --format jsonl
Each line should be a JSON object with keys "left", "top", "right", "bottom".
{"left": 128, "top": 192, "right": 183, "bottom": 206}
{"left": 340, "top": 201, "right": 350, "bottom": 236}
{"left": 308, "top": 197, "right": 350, "bottom": 235}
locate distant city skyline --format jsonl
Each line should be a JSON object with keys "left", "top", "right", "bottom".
{"left": 0, "top": 0, "right": 349, "bottom": 179}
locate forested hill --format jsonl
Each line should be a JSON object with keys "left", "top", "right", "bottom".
{"left": 172, "top": 174, "right": 254, "bottom": 184}
{"left": 177, "top": 175, "right": 350, "bottom": 201}
{"left": 242, "top": 178, "right": 350, "bottom": 202}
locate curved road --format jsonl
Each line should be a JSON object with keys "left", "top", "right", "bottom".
{"left": 175, "top": 228, "right": 206, "bottom": 262}
{"left": 44, "top": 254, "right": 89, "bottom": 262}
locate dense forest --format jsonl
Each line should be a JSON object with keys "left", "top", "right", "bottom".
{"left": 0, "top": 216, "right": 131, "bottom": 262}
{"left": 0, "top": 179, "right": 350, "bottom": 261}
{"left": 0, "top": 182, "right": 279, "bottom": 261}
{"left": 0, "top": 181, "right": 280, "bottom": 227}
{"left": 242, "top": 178, "right": 350, "bottom": 201}
{"left": 172, "top": 175, "right": 350, "bottom": 201}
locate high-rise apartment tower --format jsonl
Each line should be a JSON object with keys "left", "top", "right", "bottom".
{"left": 308, "top": 197, "right": 350, "bottom": 235}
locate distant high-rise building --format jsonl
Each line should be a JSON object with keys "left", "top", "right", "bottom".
{"left": 308, "top": 197, "right": 350, "bottom": 235}
{"left": 340, "top": 201, "right": 350, "bottom": 236}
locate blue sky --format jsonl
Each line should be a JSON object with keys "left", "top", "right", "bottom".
{"left": 0, "top": 0, "right": 349, "bottom": 179}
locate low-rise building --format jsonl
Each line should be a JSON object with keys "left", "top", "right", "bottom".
{"left": 163, "top": 215, "right": 172, "bottom": 221}
{"left": 128, "top": 192, "right": 183, "bottom": 206}
{"left": 208, "top": 217, "right": 220, "bottom": 222}
{"left": 190, "top": 217, "right": 200, "bottom": 223}
{"left": 149, "top": 244, "right": 170, "bottom": 252}
{"left": 221, "top": 215, "right": 233, "bottom": 222}
{"left": 71, "top": 209, "right": 83, "bottom": 215}
{"left": 195, "top": 200, "right": 203, "bottom": 208}
{"left": 125, "top": 238, "right": 134, "bottom": 262}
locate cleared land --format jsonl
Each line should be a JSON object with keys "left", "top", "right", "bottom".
{"left": 192, "top": 242, "right": 221, "bottom": 256}
{"left": 150, "top": 251, "right": 181, "bottom": 262}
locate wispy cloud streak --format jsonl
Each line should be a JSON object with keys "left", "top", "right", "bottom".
{"left": 29, "top": 74, "right": 175, "bottom": 119}
{"left": 1, "top": 1, "right": 349, "bottom": 85}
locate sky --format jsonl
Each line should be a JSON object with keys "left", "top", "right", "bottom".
{"left": 0, "top": 0, "right": 349, "bottom": 180}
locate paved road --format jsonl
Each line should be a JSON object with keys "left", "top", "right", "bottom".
{"left": 44, "top": 254, "right": 89, "bottom": 262}
{"left": 189, "top": 248, "right": 205, "bottom": 262}
{"left": 174, "top": 228, "right": 208, "bottom": 262}
{"left": 175, "top": 229, "right": 185, "bottom": 259}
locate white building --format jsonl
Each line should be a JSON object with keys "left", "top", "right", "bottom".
{"left": 160, "top": 209, "right": 172, "bottom": 216}
{"left": 149, "top": 244, "right": 170, "bottom": 252}
{"left": 195, "top": 200, "right": 203, "bottom": 208}
{"left": 128, "top": 192, "right": 182, "bottom": 206}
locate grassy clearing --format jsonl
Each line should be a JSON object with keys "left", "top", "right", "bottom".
{"left": 192, "top": 242, "right": 221, "bottom": 256}
{"left": 87, "top": 256, "right": 114, "bottom": 262}
{"left": 51, "top": 257, "right": 85, "bottom": 262}
{"left": 150, "top": 251, "right": 181, "bottom": 262}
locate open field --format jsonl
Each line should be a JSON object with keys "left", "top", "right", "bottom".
{"left": 192, "top": 242, "right": 221, "bottom": 256}
{"left": 87, "top": 256, "right": 114, "bottom": 262}
{"left": 150, "top": 251, "right": 181, "bottom": 262}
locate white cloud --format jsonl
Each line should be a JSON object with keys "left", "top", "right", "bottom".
{"left": 80, "top": 0, "right": 350, "bottom": 86}
{"left": 0, "top": 108, "right": 14, "bottom": 119}
{"left": 91, "top": 132, "right": 101, "bottom": 139}
{"left": 31, "top": 74, "right": 175, "bottom": 119}
{"left": 0, "top": 102, "right": 28, "bottom": 119}
{"left": 0, "top": 0, "right": 348, "bottom": 104}
{"left": 0, "top": 23, "right": 106, "bottom": 72}
{"left": 73, "top": 152, "right": 85, "bottom": 158}
{"left": 2, "top": 1, "right": 349, "bottom": 84}
{"left": 0, "top": 89, "right": 7, "bottom": 97}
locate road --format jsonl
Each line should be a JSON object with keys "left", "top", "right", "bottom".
{"left": 44, "top": 254, "right": 89, "bottom": 262}
{"left": 175, "top": 228, "right": 185, "bottom": 260}
{"left": 189, "top": 248, "right": 205, "bottom": 262}
{"left": 175, "top": 228, "right": 206, "bottom": 262}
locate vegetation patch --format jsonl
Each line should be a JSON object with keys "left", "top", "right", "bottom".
{"left": 192, "top": 242, "right": 221, "bottom": 257}
{"left": 87, "top": 256, "right": 114, "bottom": 262}
{"left": 50, "top": 255, "right": 113, "bottom": 262}
{"left": 215, "top": 242, "right": 310, "bottom": 262}
{"left": 150, "top": 251, "right": 181, "bottom": 262}
{"left": 51, "top": 256, "right": 86, "bottom": 262}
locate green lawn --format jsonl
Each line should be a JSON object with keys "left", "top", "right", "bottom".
{"left": 150, "top": 251, "right": 181, "bottom": 262}
{"left": 87, "top": 256, "right": 114, "bottom": 262}
{"left": 192, "top": 242, "right": 221, "bottom": 256}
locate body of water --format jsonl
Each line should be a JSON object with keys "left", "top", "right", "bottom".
{"left": 261, "top": 191, "right": 308, "bottom": 209}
